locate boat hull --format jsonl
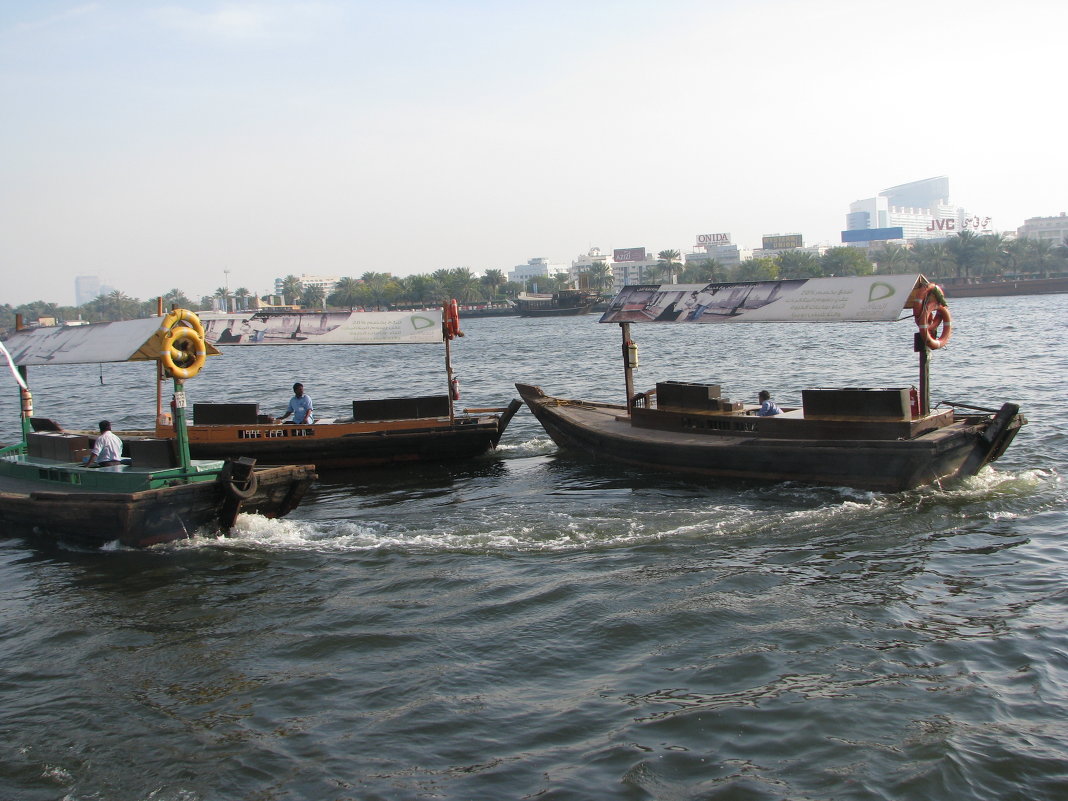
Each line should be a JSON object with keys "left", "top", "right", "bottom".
{"left": 937, "top": 275, "right": 1068, "bottom": 298}
{"left": 174, "top": 401, "right": 523, "bottom": 470}
{"left": 0, "top": 463, "right": 315, "bottom": 548}
{"left": 516, "top": 384, "right": 1024, "bottom": 492}
{"left": 514, "top": 304, "right": 595, "bottom": 317}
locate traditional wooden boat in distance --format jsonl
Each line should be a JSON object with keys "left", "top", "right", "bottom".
{"left": 156, "top": 303, "right": 521, "bottom": 470}
{"left": 0, "top": 310, "right": 315, "bottom": 548}
{"left": 513, "top": 289, "right": 601, "bottom": 317}
{"left": 935, "top": 274, "right": 1068, "bottom": 299}
{"left": 517, "top": 275, "right": 1026, "bottom": 492}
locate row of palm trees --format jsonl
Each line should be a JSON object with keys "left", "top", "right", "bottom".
{"left": 871, "top": 231, "right": 1068, "bottom": 279}
{"left": 4, "top": 234, "right": 1067, "bottom": 331}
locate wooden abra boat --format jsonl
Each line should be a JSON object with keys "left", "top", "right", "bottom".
{"left": 518, "top": 276, "right": 1025, "bottom": 492}
{"left": 160, "top": 303, "right": 520, "bottom": 470}
{"left": 0, "top": 310, "right": 315, "bottom": 548}
{"left": 513, "top": 289, "right": 600, "bottom": 317}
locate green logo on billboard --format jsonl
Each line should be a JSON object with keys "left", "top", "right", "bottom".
{"left": 869, "top": 282, "right": 894, "bottom": 302}
{"left": 410, "top": 315, "right": 435, "bottom": 329}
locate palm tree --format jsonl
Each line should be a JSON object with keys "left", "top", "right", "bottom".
{"left": 400, "top": 274, "right": 443, "bottom": 307}
{"left": 735, "top": 258, "right": 778, "bottom": 281}
{"left": 944, "top": 230, "right": 984, "bottom": 279}
{"left": 656, "top": 249, "right": 682, "bottom": 283}
{"left": 98, "top": 290, "right": 139, "bottom": 320}
{"left": 587, "top": 261, "right": 614, "bottom": 293}
{"left": 329, "top": 277, "right": 363, "bottom": 310}
{"left": 280, "top": 275, "right": 302, "bottom": 305}
{"left": 358, "top": 272, "right": 394, "bottom": 310}
{"left": 163, "top": 288, "right": 192, "bottom": 309}
{"left": 213, "top": 286, "right": 231, "bottom": 312}
{"left": 869, "top": 243, "right": 910, "bottom": 275}
{"left": 776, "top": 250, "right": 823, "bottom": 279}
{"left": 233, "top": 287, "right": 251, "bottom": 310}
{"left": 909, "top": 240, "right": 952, "bottom": 278}
{"left": 481, "top": 269, "right": 506, "bottom": 301}
{"left": 641, "top": 263, "right": 668, "bottom": 284}
{"left": 299, "top": 284, "right": 325, "bottom": 309}
{"left": 820, "top": 247, "right": 873, "bottom": 277}
{"left": 680, "top": 258, "right": 724, "bottom": 284}
{"left": 447, "top": 268, "right": 483, "bottom": 303}
{"left": 1022, "top": 238, "right": 1056, "bottom": 277}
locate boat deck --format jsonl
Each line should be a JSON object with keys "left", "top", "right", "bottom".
{"left": 0, "top": 453, "right": 227, "bottom": 495}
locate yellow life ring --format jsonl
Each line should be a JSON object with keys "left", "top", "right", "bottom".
{"left": 160, "top": 326, "right": 207, "bottom": 379}
{"left": 158, "top": 308, "right": 205, "bottom": 340}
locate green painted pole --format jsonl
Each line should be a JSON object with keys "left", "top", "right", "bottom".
{"left": 172, "top": 378, "right": 193, "bottom": 474}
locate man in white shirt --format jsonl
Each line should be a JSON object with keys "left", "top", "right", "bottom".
{"left": 86, "top": 420, "right": 123, "bottom": 467}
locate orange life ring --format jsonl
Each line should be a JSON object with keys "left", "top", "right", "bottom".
{"left": 921, "top": 303, "right": 952, "bottom": 349}
{"left": 160, "top": 326, "right": 207, "bottom": 379}
{"left": 444, "top": 299, "right": 463, "bottom": 339}
{"left": 913, "top": 284, "right": 952, "bottom": 349}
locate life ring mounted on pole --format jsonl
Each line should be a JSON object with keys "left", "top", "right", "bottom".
{"left": 913, "top": 283, "right": 952, "bottom": 350}
{"left": 158, "top": 308, "right": 208, "bottom": 379}
{"left": 444, "top": 299, "right": 464, "bottom": 340}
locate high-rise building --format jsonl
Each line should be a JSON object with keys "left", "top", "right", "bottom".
{"left": 74, "top": 275, "right": 100, "bottom": 306}
{"left": 845, "top": 176, "right": 988, "bottom": 243}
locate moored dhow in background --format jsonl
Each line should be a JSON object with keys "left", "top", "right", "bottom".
{"left": 513, "top": 289, "right": 601, "bottom": 317}
{"left": 518, "top": 275, "right": 1025, "bottom": 492}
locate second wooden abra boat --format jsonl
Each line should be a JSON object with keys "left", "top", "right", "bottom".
{"left": 0, "top": 310, "right": 315, "bottom": 548}
{"left": 518, "top": 275, "right": 1025, "bottom": 492}
{"left": 513, "top": 289, "right": 601, "bottom": 317}
{"left": 156, "top": 303, "right": 521, "bottom": 470}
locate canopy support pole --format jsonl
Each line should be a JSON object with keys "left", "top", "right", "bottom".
{"left": 444, "top": 333, "right": 455, "bottom": 421}
{"left": 915, "top": 333, "right": 931, "bottom": 416}
{"left": 621, "top": 323, "right": 635, "bottom": 414}
{"left": 172, "top": 377, "right": 193, "bottom": 474}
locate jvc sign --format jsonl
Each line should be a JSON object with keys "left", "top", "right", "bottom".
{"left": 926, "top": 216, "right": 993, "bottom": 232}
{"left": 696, "top": 233, "right": 731, "bottom": 246}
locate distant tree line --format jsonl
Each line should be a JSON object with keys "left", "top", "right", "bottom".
{"left": 643, "top": 233, "right": 1068, "bottom": 286}
{"left": 3, "top": 235, "right": 1066, "bottom": 331}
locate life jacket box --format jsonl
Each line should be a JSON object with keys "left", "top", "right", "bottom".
{"left": 194, "top": 403, "right": 259, "bottom": 424}
{"left": 353, "top": 395, "right": 450, "bottom": 421}
{"left": 126, "top": 438, "right": 179, "bottom": 468}
{"left": 802, "top": 388, "right": 911, "bottom": 420}
{"left": 657, "top": 381, "right": 722, "bottom": 410}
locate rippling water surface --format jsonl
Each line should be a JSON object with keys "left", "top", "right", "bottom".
{"left": 1, "top": 295, "right": 1066, "bottom": 800}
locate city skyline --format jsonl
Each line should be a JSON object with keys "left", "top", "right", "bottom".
{"left": 3, "top": 1, "right": 1066, "bottom": 307}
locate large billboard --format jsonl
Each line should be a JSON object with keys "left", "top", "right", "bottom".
{"left": 201, "top": 310, "right": 444, "bottom": 345}
{"left": 761, "top": 234, "right": 803, "bottom": 250}
{"left": 613, "top": 247, "right": 647, "bottom": 262}
{"left": 841, "top": 227, "right": 905, "bottom": 243}
{"left": 598, "top": 275, "right": 921, "bottom": 324}
{"left": 696, "top": 233, "right": 732, "bottom": 246}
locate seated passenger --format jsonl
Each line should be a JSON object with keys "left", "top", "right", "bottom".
{"left": 755, "top": 390, "right": 782, "bottom": 417}
{"left": 86, "top": 420, "right": 124, "bottom": 467}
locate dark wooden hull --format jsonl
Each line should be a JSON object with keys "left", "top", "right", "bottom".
{"left": 515, "top": 303, "right": 596, "bottom": 317}
{"left": 937, "top": 276, "right": 1068, "bottom": 298}
{"left": 180, "top": 401, "right": 523, "bottom": 470}
{"left": 0, "top": 464, "right": 315, "bottom": 548}
{"left": 516, "top": 384, "right": 1024, "bottom": 492}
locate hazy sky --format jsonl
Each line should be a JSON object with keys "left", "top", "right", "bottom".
{"left": 2, "top": 0, "right": 1064, "bottom": 307}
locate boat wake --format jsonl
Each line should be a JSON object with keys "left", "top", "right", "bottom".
{"left": 154, "top": 465, "right": 1056, "bottom": 556}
